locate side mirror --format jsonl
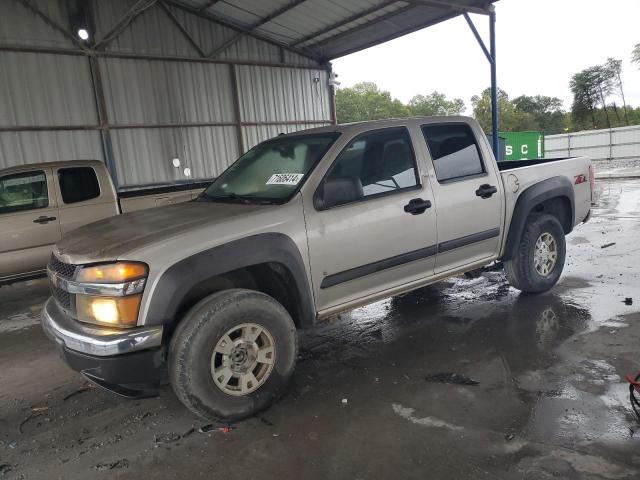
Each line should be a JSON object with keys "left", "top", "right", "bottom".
{"left": 314, "top": 177, "right": 364, "bottom": 210}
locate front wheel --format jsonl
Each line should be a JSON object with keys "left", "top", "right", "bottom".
{"left": 504, "top": 214, "right": 566, "bottom": 293}
{"left": 168, "top": 289, "right": 298, "bottom": 421}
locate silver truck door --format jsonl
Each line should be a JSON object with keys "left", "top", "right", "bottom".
{"left": 303, "top": 126, "right": 438, "bottom": 312}
{"left": 419, "top": 121, "right": 503, "bottom": 274}
{"left": 0, "top": 168, "right": 61, "bottom": 280}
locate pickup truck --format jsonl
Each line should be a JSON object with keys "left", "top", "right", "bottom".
{"left": 0, "top": 160, "right": 206, "bottom": 285}
{"left": 41, "top": 117, "right": 593, "bottom": 421}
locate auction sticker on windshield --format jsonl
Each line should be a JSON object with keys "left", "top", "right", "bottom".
{"left": 266, "top": 173, "right": 305, "bottom": 185}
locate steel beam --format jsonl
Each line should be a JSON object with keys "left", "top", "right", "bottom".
{"left": 310, "top": 4, "right": 415, "bottom": 50}
{"left": 16, "top": 0, "right": 89, "bottom": 51}
{"left": 93, "top": 0, "right": 160, "bottom": 50}
{"left": 198, "top": 0, "right": 222, "bottom": 12}
{"left": 462, "top": 12, "right": 491, "bottom": 63}
{"left": 490, "top": 8, "right": 498, "bottom": 159}
{"left": 229, "top": 64, "right": 246, "bottom": 155}
{"left": 0, "top": 120, "right": 332, "bottom": 133}
{"left": 463, "top": 9, "right": 499, "bottom": 159}
{"left": 159, "top": 1, "right": 206, "bottom": 57}
{"left": 209, "top": 0, "right": 310, "bottom": 57}
{"left": 410, "top": 0, "right": 491, "bottom": 16}
{"left": 0, "top": 44, "right": 327, "bottom": 71}
{"left": 166, "top": 0, "right": 324, "bottom": 63}
{"left": 291, "top": 0, "right": 400, "bottom": 48}
{"left": 88, "top": 56, "right": 119, "bottom": 187}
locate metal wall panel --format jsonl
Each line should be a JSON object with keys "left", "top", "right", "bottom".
{"left": 0, "top": 0, "right": 75, "bottom": 49}
{"left": 0, "top": 1, "right": 331, "bottom": 188}
{"left": 99, "top": 57, "right": 235, "bottom": 125}
{"left": 97, "top": 0, "right": 200, "bottom": 58}
{"left": 111, "top": 126, "right": 239, "bottom": 186}
{"left": 0, "top": 130, "right": 103, "bottom": 169}
{"left": 242, "top": 123, "right": 329, "bottom": 151}
{"left": 0, "top": 51, "right": 97, "bottom": 127}
{"left": 545, "top": 125, "right": 640, "bottom": 161}
{"left": 236, "top": 66, "right": 330, "bottom": 122}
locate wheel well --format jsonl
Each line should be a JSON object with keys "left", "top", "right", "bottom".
{"left": 173, "top": 263, "right": 304, "bottom": 328}
{"left": 528, "top": 196, "right": 572, "bottom": 233}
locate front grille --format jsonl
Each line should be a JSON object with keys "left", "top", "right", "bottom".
{"left": 51, "top": 285, "right": 72, "bottom": 310}
{"left": 48, "top": 254, "right": 76, "bottom": 312}
{"left": 48, "top": 254, "right": 77, "bottom": 280}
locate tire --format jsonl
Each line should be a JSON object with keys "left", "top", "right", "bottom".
{"left": 504, "top": 214, "right": 566, "bottom": 294}
{"left": 168, "top": 289, "right": 298, "bottom": 421}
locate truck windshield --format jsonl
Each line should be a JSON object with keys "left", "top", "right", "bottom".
{"left": 200, "top": 133, "right": 340, "bottom": 204}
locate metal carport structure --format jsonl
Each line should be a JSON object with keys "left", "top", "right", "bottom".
{"left": 0, "top": 0, "right": 499, "bottom": 189}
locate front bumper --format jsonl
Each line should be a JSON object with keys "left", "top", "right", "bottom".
{"left": 42, "top": 297, "right": 165, "bottom": 396}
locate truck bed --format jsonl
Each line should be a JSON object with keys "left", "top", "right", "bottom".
{"left": 497, "top": 157, "right": 572, "bottom": 171}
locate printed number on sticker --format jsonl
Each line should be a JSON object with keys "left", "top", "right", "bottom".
{"left": 266, "top": 173, "right": 304, "bottom": 186}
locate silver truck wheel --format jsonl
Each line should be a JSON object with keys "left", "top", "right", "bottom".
{"left": 211, "top": 323, "right": 276, "bottom": 396}
{"left": 533, "top": 233, "right": 558, "bottom": 277}
{"left": 169, "top": 289, "right": 297, "bottom": 421}
{"left": 504, "top": 214, "right": 566, "bottom": 293}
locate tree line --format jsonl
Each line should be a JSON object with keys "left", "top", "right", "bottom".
{"left": 335, "top": 44, "right": 640, "bottom": 134}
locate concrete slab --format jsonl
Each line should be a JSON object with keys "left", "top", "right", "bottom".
{"left": 1, "top": 179, "right": 639, "bottom": 479}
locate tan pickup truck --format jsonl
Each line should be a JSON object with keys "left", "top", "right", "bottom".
{"left": 0, "top": 160, "right": 205, "bottom": 285}
{"left": 41, "top": 117, "right": 593, "bottom": 421}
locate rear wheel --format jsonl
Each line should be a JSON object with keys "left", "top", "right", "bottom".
{"left": 504, "top": 214, "right": 566, "bottom": 293}
{"left": 169, "top": 289, "right": 297, "bottom": 421}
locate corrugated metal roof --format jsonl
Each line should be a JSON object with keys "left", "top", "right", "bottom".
{"left": 181, "top": 0, "right": 497, "bottom": 60}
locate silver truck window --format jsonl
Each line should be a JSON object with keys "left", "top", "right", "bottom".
{"left": 421, "top": 123, "right": 485, "bottom": 182}
{"left": 58, "top": 167, "right": 100, "bottom": 204}
{"left": 201, "top": 133, "right": 340, "bottom": 203}
{"left": 0, "top": 170, "right": 48, "bottom": 215}
{"left": 319, "top": 127, "right": 419, "bottom": 208}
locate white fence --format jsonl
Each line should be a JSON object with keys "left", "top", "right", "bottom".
{"left": 545, "top": 125, "right": 640, "bottom": 161}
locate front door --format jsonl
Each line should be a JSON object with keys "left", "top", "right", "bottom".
{"left": 304, "top": 126, "right": 438, "bottom": 313}
{"left": 419, "top": 122, "right": 503, "bottom": 273}
{"left": 0, "top": 168, "right": 61, "bottom": 279}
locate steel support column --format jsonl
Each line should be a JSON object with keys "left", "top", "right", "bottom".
{"left": 463, "top": 7, "right": 499, "bottom": 159}
{"left": 489, "top": 8, "right": 498, "bottom": 160}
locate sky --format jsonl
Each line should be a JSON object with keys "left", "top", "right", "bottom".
{"left": 332, "top": 0, "right": 640, "bottom": 113}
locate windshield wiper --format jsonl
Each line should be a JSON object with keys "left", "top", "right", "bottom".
{"left": 197, "top": 192, "right": 274, "bottom": 205}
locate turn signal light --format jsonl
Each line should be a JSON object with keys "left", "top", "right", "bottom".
{"left": 76, "top": 262, "right": 147, "bottom": 283}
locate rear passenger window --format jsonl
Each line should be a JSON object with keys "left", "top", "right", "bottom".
{"left": 58, "top": 167, "right": 100, "bottom": 204}
{"left": 0, "top": 171, "right": 48, "bottom": 214}
{"left": 421, "top": 123, "right": 484, "bottom": 182}
{"left": 319, "top": 127, "right": 419, "bottom": 208}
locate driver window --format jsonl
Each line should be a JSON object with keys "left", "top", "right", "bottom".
{"left": 320, "top": 127, "right": 419, "bottom": 208}
{"left": 0, "top": 170, "right": 49, "bottom": 215}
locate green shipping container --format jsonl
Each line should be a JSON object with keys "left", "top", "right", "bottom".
{"left": 500, "top": 131, "right": 544, "bottom": 161}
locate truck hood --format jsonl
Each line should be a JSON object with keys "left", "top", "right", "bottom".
{"left": 54, "top": 201, "right": 267, "bottom": 264}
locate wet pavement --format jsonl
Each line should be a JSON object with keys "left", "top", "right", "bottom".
{"left": 1, "top": 179, "right": 639, "bottom": 479}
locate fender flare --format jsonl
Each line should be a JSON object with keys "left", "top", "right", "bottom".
{"left": 502, "top": 176, "right": 574, "bottom": 261}
{"left": 144, "top": 233, "right": 315, "bottom": 328}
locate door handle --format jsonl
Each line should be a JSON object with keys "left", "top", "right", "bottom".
{"left": 475, "top": 184, "right": 497, "bottom": 199}
{"left": 404, "top": 198, "right": 432, "bottom": 215}
{"left": 33, "top": 216, "right": 56, "bottom": 224}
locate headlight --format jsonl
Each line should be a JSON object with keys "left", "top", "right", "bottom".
{"left": 74, "top": 262, "right": 148, "bottom": 328}
{"left": 76, "top": 294, "right": 142, "bottom": 327}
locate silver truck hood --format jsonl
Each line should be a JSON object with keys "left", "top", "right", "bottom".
{"left": 54, "top": 201, "right": 267, "bottom": 264}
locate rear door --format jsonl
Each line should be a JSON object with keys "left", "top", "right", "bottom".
{"left": 54, "top": 165, "right": 119, "bottom": 236}
{"left": 0, "top": 168, "right": 61, "bottom": 279}
{"left": 419, "top": 121, "right": 504, "bottom": 273}
{"left": 304, "top": 126, "right": 438, "bottom": 312}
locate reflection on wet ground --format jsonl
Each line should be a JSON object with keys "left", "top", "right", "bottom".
{"left": 0, "top": 179, "right": 639, "bottom": 479}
